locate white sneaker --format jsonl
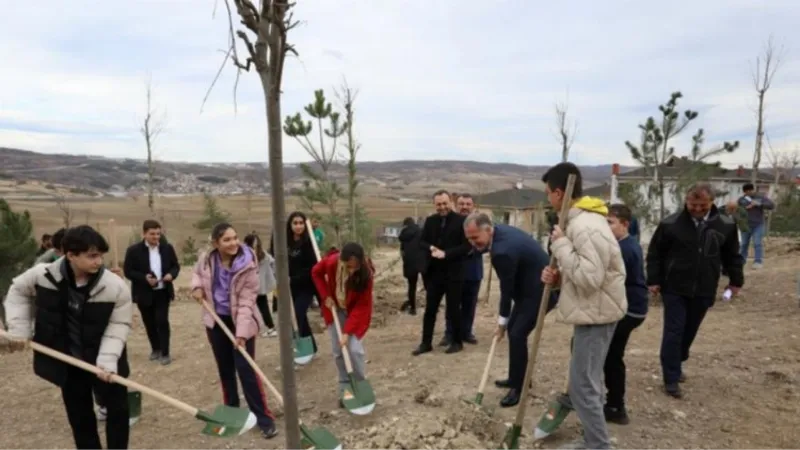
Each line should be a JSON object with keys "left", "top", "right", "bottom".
{"left": 753, "top": 262, "right": 763, "bottom": 269}
{"left": 261, "top": 328, "right": 277, "bottom": 338}
{"left": 97, "top": 406, "right": 107, "bottom": 421}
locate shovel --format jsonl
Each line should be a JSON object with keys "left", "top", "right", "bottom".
{"left": 109, "top": 218, "right": 142, "bottom": 426}
{"left": 499, "top": 173, "right": 576, "bottom": 450}
{"left": 533, "top": 366, "right": 571, "bottom": 439}
{"left": 330, "top": 303, "right": 376, "bottom": 416}
{"left": 198, "top": 301, "right": 342, "bottom": 450}
{"left": 288, "top": 295, "right": 315, "bottom": 365}
{"left": 463, "top": 333, "right": 499, "bottom": 411}
{"left": 0, "top": 330, "right": 256, "bottom": 437}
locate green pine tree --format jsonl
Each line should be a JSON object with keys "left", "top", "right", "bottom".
{"left": 0, "top": 199, "right": 38, "bottom": 324}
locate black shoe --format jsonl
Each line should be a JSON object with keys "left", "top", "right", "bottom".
{"left": 664, "top": 383, "right": 682, "bottom": 398}
{"left": 465, "top": 335, "right": 478, "bottom": 345}
{"left": 149, "top": 351, "right": 160, "bottom": 361}
{"left": 159, "top": 355, "right": 172, "bottom": 366}
{"left": 400, "top": 301, "right": 410, "bottom": 312}
{"left": 438, "top": 336, "right": 451, "bottom": 347}
{"left": 412, "top": 344, "right": 433, "bottom": 356}
{"left": 338, "top": 399, "right": 345, "bottom": 409}
{"left": 604, "top": 405, "right": 630, "bottom": 425}
{"left": 445, "top": 342, "right": 463, "bottom": 354}
{"left": 679, "top": 373, "right": 687, "bottom": 383}
{"left": 260, "top": 423, "right": 279, "bottom": 439}
{"left": 408, "top": 306, "right": 417, "bottom": 316}
{"left": 495, "top": 379, "right": 512, "bottom": 388}
{"left": 500, "top": 389, "right": 521, "bottom": 407}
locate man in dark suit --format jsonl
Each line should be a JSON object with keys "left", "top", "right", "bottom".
{"left": 412, "top": 190, "right": 472, "bottom": 355}
{"left": 123, "top": 220, "right": 180, "bottom": 365}
{"left": 464, "top": 212, "right": 555, "bottom": 407}
{"left": 398, "top": 217, "right": 424, "bottom": 315}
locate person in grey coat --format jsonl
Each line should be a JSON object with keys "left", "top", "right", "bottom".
{"left": 245, "top": 233, "right": 277, "bottom": 337}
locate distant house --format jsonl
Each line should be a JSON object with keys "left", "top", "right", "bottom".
{"left": 378, "top": 222, "right": 404, "bottom": 245}
{"left": 473, "top": 186, "right": 551, "bottom": 237}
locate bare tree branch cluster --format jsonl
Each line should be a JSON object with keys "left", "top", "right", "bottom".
{"left": 749, "top": 34, "right": 786, "bottom": 184}
{"left": 553, "top": 93, "right": 578, "bottom": 162}
{"left": 140, "top": 76, "right": 166, "bottom": 214}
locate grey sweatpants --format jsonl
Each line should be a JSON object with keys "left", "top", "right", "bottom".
{"left": 560, "top": 322, "right": 617, "bottom": 449}
{"left": 328, "top": 308, "right": 367, "bottom": 395}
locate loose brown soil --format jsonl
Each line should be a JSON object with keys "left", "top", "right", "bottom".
{"left": 2, "top": 244, "right": 799, "bottom": 449}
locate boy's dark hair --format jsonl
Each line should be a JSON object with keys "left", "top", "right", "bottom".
{"left": 607, "top": 203, "right": 632, "bottom": 224}
{"left": 51, "top": 228, "right": 67, "bottom": 251}
{"left": 402, "top": 217, "right": 415, "bottom": 226}
{"left": 61, "top": 225, "right": 109, "bottom": 255}
{"left": 340, "top": 242, "right": 373, "bottom": 293}
{"left": 432, "top": 189, "right": 450, "bottom": 199}
{"left": 742, "top": 183, "right": 755, "bottom": 192}
{"left": 41, "top": 233, "right": 52, "bottom": 241}
{"left": 142, "top": 219, "right": 162, "bottom": 232}
{"left": 541, "top": 162, "right": 583, "bottom": 199}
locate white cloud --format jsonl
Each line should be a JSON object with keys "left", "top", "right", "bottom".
{"left": 0, "top": 0, "right": 798, "bottom": 169}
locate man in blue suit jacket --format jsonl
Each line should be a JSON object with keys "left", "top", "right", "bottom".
{"left": 464, "top": 212, "right": 556, "bottom": 407}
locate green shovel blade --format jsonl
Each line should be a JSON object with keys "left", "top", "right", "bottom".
{"left": 341, "top": 375, "right": 376, "bottom": 416}
{"left": 128, "top": 391, "right": 142, "bottom": 426}
{"left": 293, "top": 334, "right": 315, "bottom": 365}
{"left": 197, "top": 405, "right": 257, "bottom": 437}
{"left": 499, "top": 423, "right": 522, "bottom": 449}
{"left": 300, "top": 424, "right": 342, "bottom": 450}
{"left": 533, "top": 398, "right": 571, "bottom": 440}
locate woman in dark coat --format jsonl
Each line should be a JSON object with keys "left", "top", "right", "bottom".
{"left": 398, "top": 217, "right": 425, "bottom": 315}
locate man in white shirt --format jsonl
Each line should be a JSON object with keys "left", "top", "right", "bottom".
{"left": 122, "top": 220, "right": 180, "bottom": 365}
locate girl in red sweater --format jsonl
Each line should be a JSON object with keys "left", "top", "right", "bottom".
{"left": 311, "top": 242, "right": 374, "bottom": 406}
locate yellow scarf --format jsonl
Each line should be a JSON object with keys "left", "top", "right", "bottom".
{"left": 334, "top": 260, "right": 348, "bottom": 309}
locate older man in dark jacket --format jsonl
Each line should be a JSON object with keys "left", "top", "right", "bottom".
{"left": 464, "top": 212, "right": 556, "bottom": 407}
{"left": 647, "top": 182, "right": 744, "bottom": 398}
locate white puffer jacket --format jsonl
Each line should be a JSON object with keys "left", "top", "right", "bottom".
{"left": 551, "top": 198, "right": 627, "bottom": 325}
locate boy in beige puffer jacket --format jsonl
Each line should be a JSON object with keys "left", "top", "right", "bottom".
{"left": 540, "top": 162, "right": 627, "bottom": 450}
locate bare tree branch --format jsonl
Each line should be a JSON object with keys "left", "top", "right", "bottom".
{"left": 553, "top": 92, "right": 578, "bottom": 162}
{"left": 750, "top": 34, "right": 786, "bottom": 184}
{"left": 140, "top": 77, "right": 167, "bottom": 214}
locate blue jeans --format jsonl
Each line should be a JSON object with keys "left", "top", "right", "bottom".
{"left": 740, "top": 223, "right": 765, "bottom": 264}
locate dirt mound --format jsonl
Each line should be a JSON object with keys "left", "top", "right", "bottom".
{"left": 341, "top": 393, "right": 507, "bottom": 449}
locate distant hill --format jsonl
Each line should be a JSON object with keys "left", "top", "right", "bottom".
{"left": 0, "top": 147, "right": 634, "bottom": 199}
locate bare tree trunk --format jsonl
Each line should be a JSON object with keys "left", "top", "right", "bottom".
{"left": 554, "top": 95, "right": 578, "bottom": 162}
{"left": 750, "top": 35, "right": 784, "bottom": 185}
{"left": 141, "top": 78, "right": 164, "bottom": 216}
{"left": 262, "top": 6, "right": 300, "bottom": 447}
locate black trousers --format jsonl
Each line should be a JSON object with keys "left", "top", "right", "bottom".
{"left": 421, "top": 275, "right": 463, "bottom": 346}
{"left": 660, "top": 293, "right": 711, "bottom": 384}
{"left": 603, "top": 314, "right": 645, "bottom": 408}
{"left": 445, "top": 279, "right": 481, "bottom": 340}
{"left": 256, "top": 294, "right": 275, "bottom": 329}
{"left": 290, "top": 285, "right": 318, "bottom": 353}
{"left": 507, "top": 294, "right": 557, "bottom": 390}
{"left": 62, "top": 365, "right": 129, "bottom": 449}
{"left": 138, "top": 289, "right": 171, "bottom": 356}
{"left": 405, "top": 274, "right": 419, "bottom": 309}
{"left": 207, "top": 315, "right": 275, "bottom": 430}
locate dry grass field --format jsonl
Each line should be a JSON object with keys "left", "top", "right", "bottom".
{"left": 2, "top": 190, "right": 800, "bottom": 449}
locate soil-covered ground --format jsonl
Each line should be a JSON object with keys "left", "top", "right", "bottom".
{"left": 2, "top": 242, "right": 799, "bottom": 449}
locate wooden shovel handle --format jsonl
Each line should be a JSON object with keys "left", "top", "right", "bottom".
{"left": 0, "top": 329, "right": 199, "bottom": 417}
{"left": 198, "top": 301, "right": 286, "bottom": 407}
{"left": 329, "top": 303, "right": 356, "bottom": 374}
{"left": 477, "top": 334, "right": 499, "bottom": 394}
{"left": 287, "top": 291, "right": 301, "bottom": 332}
{"left": 513, "top": 174, "right": 577, "bottom": 427}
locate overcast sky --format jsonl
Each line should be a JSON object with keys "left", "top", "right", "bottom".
{"left": 1, "top": 1, "right": 798, "bottom": 167}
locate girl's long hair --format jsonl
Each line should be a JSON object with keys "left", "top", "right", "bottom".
{"left": 244, "top": 232, "right": 266, "bottom": 262}
{"left": 340, "top": 242, "right": 373, "bottom": 292}
{"left": 269, "top": 211, "right": 310, "bottom": 256}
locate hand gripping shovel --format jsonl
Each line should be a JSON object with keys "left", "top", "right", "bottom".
{"left": 0, "top": 330, "right": 256, "bottom": 437}
{"left": 499, "top": 173, "right": 576, "bottom": 450}
{"left": 330, "top": 303, "right": 376, "bottom": 416}
{"left": 198, "top": 301, "right": 342, "bottom": 450}
{"left": 533, "top": 365, "right": 571, "bottom": 439}
{"left": 288, "top": 293, "right": 315, "bottom": 365}
{"left": 108, "top": 218, "right": 143, "bottom": 426}
{"left": 463, "top": 330, "right": 499, "bottom": 411}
